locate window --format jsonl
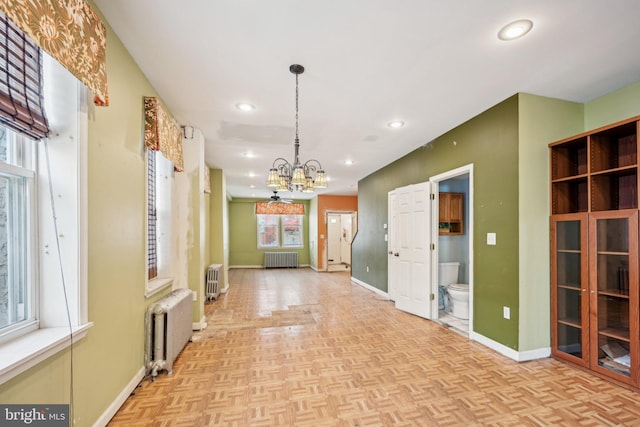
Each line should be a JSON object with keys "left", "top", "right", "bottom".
{"left": 257, "top": 214, "right": 303, "bottom": 249}
{"left": 0, "top": 127, "right": 36, "bottom": 338}
{"left": 282, "top": 215, "right": 303, "bottom": 248}
{"left": 257, "top": 214, "right": 279, "bottom": 249}
{"left": 1, "top": 51, "right": 91, "bottom": 384}
{"left": 146, "top": 148, "right": 174, "bottom": 296}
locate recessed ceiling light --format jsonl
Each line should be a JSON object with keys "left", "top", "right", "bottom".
{"left": 345, "top": 160, "right": 354, "bottom": 166}
{"left": 249, "top": 184, "right": 256, "bottom": 189}
{"left": 388, "top": 121, "right": 405, "bottom": 129}
{"left": 498, "top": 19, "right": 533, "bottom": 41}
{"left": 236, "top": 103, "right": 255, "bottom": 112}
{"left": 242, "top": 152, "right": 255, "bottom": 158}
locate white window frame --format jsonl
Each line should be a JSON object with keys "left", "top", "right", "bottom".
{"left": 257, "top": 214, "right": 303, "bottom": 249}
{"left": 281, "top": 215, "right": 303, "bottom": 249}
{"left": 145, "top": 149, "right": 174, "bottom": 297}
{"left": 0, "top": 53, "right": 92, "bottom": 385}
{"left": 257, "top": 214, "right": 280, "bottom": 249}
{"left": 0, "top": 131, "right": 38, "bottom": 342}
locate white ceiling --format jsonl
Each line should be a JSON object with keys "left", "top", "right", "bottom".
{"left": 93, "top": 0, "right": 640, "bottom": 200}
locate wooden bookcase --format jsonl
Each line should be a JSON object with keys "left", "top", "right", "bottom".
{"left": 550, "top": 116, "right": 640, "bottom": 389}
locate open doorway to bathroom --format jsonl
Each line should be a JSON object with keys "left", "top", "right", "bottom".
{"left": 430, "top": 164, "right": 474, "bottom": 336}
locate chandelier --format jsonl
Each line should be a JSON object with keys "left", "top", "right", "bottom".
{"left": 266, "top": 64, "right": 328, "bottom": 193}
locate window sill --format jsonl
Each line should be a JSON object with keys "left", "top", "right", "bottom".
{"left": 146, "top": 277, "right": 173, "bottom": 298}
{"left": 0, "top": 323, "right": 93, "bottom": 385}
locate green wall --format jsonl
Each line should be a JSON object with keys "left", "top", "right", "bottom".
{"left": 585, "top": 80, "right": 640, "bottom": 130}
{"left": 0, "top": 5, "right": 196, "bottom": 426}
{"left": 209, "top": 169, "right": 228, "bottom": 289}
{"left": 354, "top": 96, "right": 521, "bottom": 349}
{"left": 229, "top": 198, "right": 311, "bottom": 267}
{"left": 517, "top": 94, "right": 584, "bottom": 352}
{"left": 353, "top": 86, "right": 640, "bottom": 354}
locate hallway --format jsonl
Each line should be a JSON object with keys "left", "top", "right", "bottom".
{"left": 108, "top": 268, "right": 640, "bottom": 426}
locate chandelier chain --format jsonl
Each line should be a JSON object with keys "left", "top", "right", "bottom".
{"left": 295, "top": 73, "right": 299, "bottom": 141}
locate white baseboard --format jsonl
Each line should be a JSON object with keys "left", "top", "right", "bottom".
{"left": 350, "top": 276, "right": 390, "bottom": 299}
{"left": 470, "top": 331, "right": 550, "bottom": 362}
{"left": 192, "top": 315, "right": 207, "bottom": 331}
{"left": 92, "top": 366, "right": 145, "bottom": 427}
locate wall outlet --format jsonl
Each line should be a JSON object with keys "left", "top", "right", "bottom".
{"left": 503, "top": 306, "right": 510, "bottom": 319}
{"left": 366, "top": 266, "right": 369, "bottom": 272}
{"left": 192, "top": 291, "right": 197, "bottom": 301}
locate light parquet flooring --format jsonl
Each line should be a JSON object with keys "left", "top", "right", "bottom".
{"left": 108, "top": 268, "right": 640, "bottom": 426}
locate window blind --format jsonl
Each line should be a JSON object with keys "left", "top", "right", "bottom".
{"left": 147, "top": 150, "right": 158, "bottom": 280}
{"left": 0, "top": 12, "right": 49, "bottom": 140}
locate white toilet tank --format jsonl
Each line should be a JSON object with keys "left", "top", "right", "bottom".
{"left": 438, "top": 262, "right": 460, "bottom": 286}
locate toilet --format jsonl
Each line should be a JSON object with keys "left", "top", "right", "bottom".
{"left": 438, "top": 262, "right": 469, "bottom": 319}
{"left": 447, "top": 283, "right": 469, "bottom": 319}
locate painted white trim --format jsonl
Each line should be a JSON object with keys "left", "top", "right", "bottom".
{"left": 92, "top": 366, "right": 145, "bottom": 427}
{"left": 192, "top": 316, "right": 207, "bottom": 331}
{"left": 0, "top": 323, "right": 93, "bottom": 385}
{"left": 350, "top": 277, "right": 390, "bottom": 299}
{"left": 429, "top": 163, "right": 474, "bottom": 331}
{"left": 517, "top": 347, "right": 551, "bottom": 361}
{"left": 470, "top": 331, "right": 550, "bottom": 362}
{"left": 145, "top": 277, "right": 173, "bottom": 298}
{"left": 470, "top": 331, "right": 519, "bottom": 360}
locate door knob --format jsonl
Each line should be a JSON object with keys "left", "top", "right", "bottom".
{"left": 394, "top": 252, "right": 399, "bottom": 257}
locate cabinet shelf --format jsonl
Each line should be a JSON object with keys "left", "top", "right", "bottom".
{"left": 550, "top": 117, "right": 640, "bottom": 390}
{"left": 598, "top": 327, "right": 630, "bottom": 342}
{"left": 558, "top": 318, "right": 582, "bottom": 328}
{"left": 598, "top": 289, "right": 629, "bottom": 298}
{"left": 558, "top": 283, "right": 581, "bottom": 290}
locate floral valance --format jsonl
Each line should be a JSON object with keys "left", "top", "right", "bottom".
{"left": 256, "top": 201, "right": 304, "bottom": 215}
{"left": 0, "top": 0, "right": 109, "bottom": 106}
{"left": 144, "top": 96, "right": 184, "bottom": 171}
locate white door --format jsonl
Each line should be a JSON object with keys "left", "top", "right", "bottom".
{"left": 340, "top": 214, "right": 353, "bottom": 264}
{"left": 388, "top": 191, "right": 397, "bottom": 301}
{"left": 389, "top": 182, "right": 432, "bottom": 319}
{"left": 327, "top": 214, "right": 342, "bottom": 265}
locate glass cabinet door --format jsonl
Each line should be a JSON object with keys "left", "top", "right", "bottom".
{"left": 590, "top": 210, "right": 638, "bottom": 384}
{"left": 551, "top": 214, "right": 589, "bottom": 365}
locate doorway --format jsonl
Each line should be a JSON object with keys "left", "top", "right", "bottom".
{"left": 430, "top": 164, "right": 474, "bottom": 335}
{"left": 326, "top": 211, "right": 357, "bottom": 272}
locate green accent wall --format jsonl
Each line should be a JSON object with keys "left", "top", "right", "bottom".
{"left": 229, "top": 198, "right": 311, "bottom": 267}
{"left": 353, "top": 87, "right": 640, "bottom": 354}
{"left": 354, "top": 95, "right": 521, "bottom": 348}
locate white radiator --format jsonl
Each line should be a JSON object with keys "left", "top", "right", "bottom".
{"left": 206, "top": 264, "right": 222, "bottom": 301}
{"left": 264, "top": 252, "right": 298, "bottom": 268}
{"left": 145, "top": 288, "right": 193, "bottom": 379}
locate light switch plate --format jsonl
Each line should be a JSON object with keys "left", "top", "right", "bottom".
{"left": 487, "top": 232, "right": 496, "bottom": 245}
